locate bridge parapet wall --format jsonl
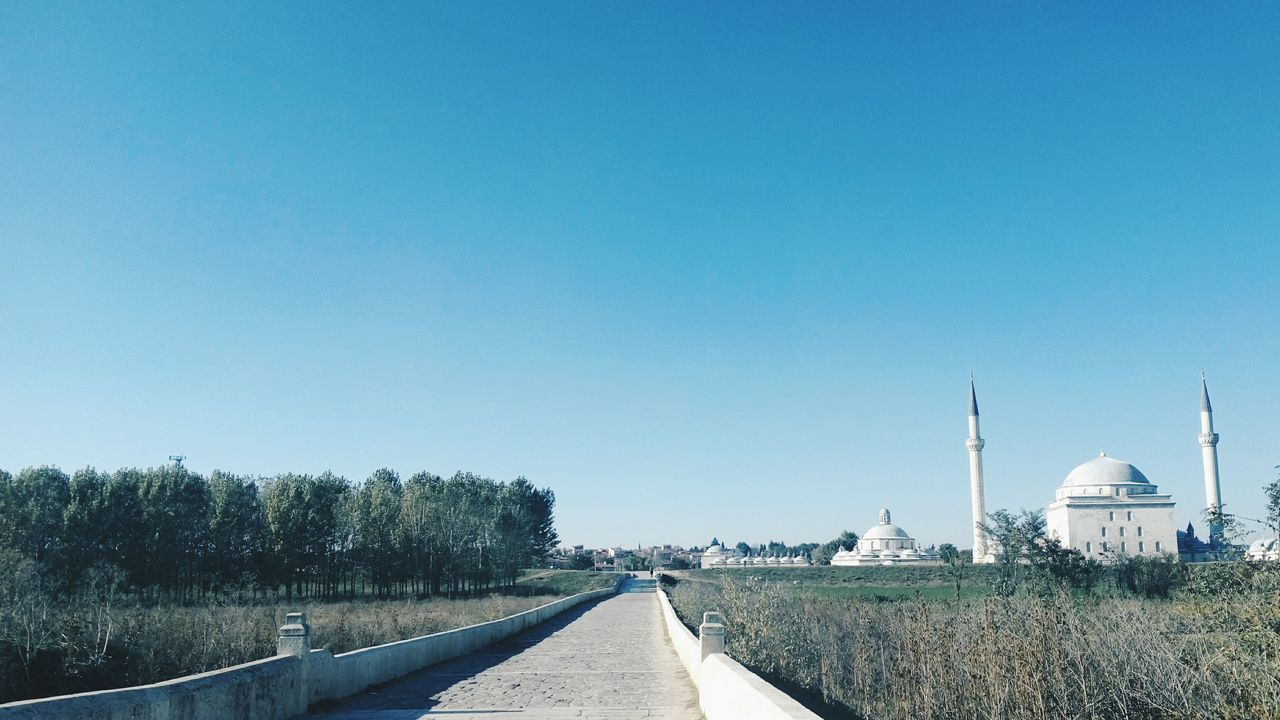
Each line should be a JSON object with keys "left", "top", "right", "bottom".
{"left": 0, "top": 655, "right": 305, "bottom": 720}
{"left": 0, "top": 577, "right": 623, "bottom": 720}
{"left": 655, "top": 584, "right": 820, "bottom": 720}
{"left": 307, "top": 583, "right": 621, "bottom": 704}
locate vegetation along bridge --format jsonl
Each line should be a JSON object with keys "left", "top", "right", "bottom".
{"left": 0, "top": 574, "right": 818, "bottom": 720}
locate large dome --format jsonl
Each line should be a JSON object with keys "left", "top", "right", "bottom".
{"left": 1062, "top": 453, "right": 1150, "bottom": 487}
{"left": 862, "top": 524, "right": 912, "bottom": 540}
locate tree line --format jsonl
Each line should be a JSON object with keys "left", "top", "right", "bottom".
{"left": 0, "top": 464, "right": 559, "bottom": 602}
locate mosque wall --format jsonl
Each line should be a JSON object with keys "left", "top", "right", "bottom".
{"left": 1047, "top": 502, "right": 1178, "bottom": 559}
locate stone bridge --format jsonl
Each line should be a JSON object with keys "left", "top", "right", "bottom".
{"left": 311, "top": 576, "right": 698, "bottom": 719}
{"left": 0, "top": 575, "right": 818, "bottom": 720}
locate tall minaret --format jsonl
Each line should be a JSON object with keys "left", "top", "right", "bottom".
{"left": 1198, "top": 372, "right": 1224, "bottom": 542}
{"left": 967, "top": 376, "right": 990, "bottom": 562}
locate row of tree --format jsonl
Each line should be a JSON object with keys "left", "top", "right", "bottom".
{"left": 0, "top": 464, "right": 559, "bottom": 602}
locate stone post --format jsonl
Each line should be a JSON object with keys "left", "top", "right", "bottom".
{"left": 699, "top": 611, "right": 725, "bottom": 659}
{"left": 278, "top": 612, "right": 311, "bottom": 657}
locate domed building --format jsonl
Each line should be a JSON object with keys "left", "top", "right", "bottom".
{"left": 1246, "top": 537, "right": 1279, "bottom": 562}
{"left": 1045, "top": 453, "right": 1178, "bottom": 558}
{"left": 699, "top": 542, "right": 811, "bottom": 569}
{"left": 832, "top": 509, "right": 938, "bottom": 566}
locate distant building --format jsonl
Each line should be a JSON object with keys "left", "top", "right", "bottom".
{"left": 1045, "top": 454, "right": 1177, "bottom": 559}
{"left": 832, "top": 509, "right": 939, "bottom": 566}
{"left": 1246, "top": 537, "right": 1280, "bottom": 561}
{"left": 699, "top": 543, "right": 811, "bottom": 569}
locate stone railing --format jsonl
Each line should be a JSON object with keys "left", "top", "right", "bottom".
{"left": 656, "top": 585, "right": 820, "bottom": 720}
{"left": 0, "top": 577, "right": 623, "bottom": 720}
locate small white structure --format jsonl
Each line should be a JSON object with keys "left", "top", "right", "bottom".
{"left": 1246, "top": 537, "right": 1280, "bottom": 562}
{"left": 1045, "top": 453, "right": 1178, "bottom": 559}
{"left": 832, "top": 509, "right": 938, "bottom": 566}
{"left": 699, "top": 544, "right": 728, "bottom": 569}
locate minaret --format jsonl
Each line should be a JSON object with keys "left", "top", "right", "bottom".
{"left": 1198, "top": 373, "right": 1224, "bottom": 542}
{"left": 967, "top": 377, "right": 990, "bottom": 562}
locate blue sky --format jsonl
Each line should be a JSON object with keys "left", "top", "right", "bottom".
{"left": 1, "top": 2, "right": 1277, "bottom": 548}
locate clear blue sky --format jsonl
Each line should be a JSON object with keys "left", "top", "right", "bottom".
{"left": 2, "top": 2, "right": 1277, "bottom": 549}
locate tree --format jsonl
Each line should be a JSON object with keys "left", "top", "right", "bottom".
{"left": 811, "top": 531, "right": 859, "bottom": 566}
{"left": 206, "top": 471, "right": 264, "bottom": 594}
{"left": 262, "top": 474, "right": 312, "bottom": 599}
{"left": 709, "top": 537, "right": 720, "bottom": 547}
{"left": 0, "top": 466, "right": 70, "bottom": 565}
{"left": 354, "top": 469, "right": 403, "bottom": 598}
{"left": 1264, "top": 466, "right": 1280, "bottom": 539}
{"left": 59, "top": 467, "right": 110, "bottom": 591}
{"left": 622, "top": 554, "right": 650, "bottom": 571}
{"left": 981, "top": 509, "right": 1043, "bottom": 597}
{"left": 938, "top": 543, "right": 968, "bottom": 599}
{"left": 734, "top": 541, "right": 752, "bottom": 557}
{"left": 1203, "top": 506, "right": 1245, "bottom": 552}
{"left": 138, "top": 464, "right": 210, "bottom": 601}
{"left": 568, "top": 553, "right": 595, "bottom": 570}
{"left": 400, "top": 472, "right": 441, "bottom": 597}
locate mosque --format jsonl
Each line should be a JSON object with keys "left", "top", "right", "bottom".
{"left": 702, "top": 375, "right": 1244, "bottom": 569}
{"left": 965, "top": 375, "right": 1234, "bottom": 563}
{"left": 830, "top": 508, "right": 940, "bottom": 566}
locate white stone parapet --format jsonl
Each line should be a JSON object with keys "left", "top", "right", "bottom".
{"left": 656, "top": 585, "right": 821, "bottom": 720}
{"left": 0, "top": 578, "right": 627, "bottom": 720}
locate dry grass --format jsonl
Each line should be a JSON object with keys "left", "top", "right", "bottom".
{"left": 670, "top": 576, "right": 1280, "bottom": 720}
{"left": 5, "top": 594, "right": 562, "bottom": 702}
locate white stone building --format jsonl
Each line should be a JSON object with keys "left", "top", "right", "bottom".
{"left": 1045, "top": 453, "right": 1178, "bottom": 558}
{"left": 699, "top": 544, "right": 811, "bottom": 569}
{"left": 1246, "top": 537, "right": 1280, "bottom": 561}
{"left": 831, "top": 509, "right": 939, "bottom": 566}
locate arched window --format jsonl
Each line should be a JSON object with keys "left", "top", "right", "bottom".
{"left": 1137, "top": 526, "right": 1143, "bottom": 537}
{"left": 1108, "top": 511, "right": 1115, "bottom": 521}
{"left": 1120, "top": 542, "right": 1126, "bottom": 552}
{"left": 1126, "top": 511, "right": 1133, "bottom": 521}
{"left": 1101, "top": 527, "right": 1107, "bottom": 537}
{"left": 1119, "top": 527, "right": 1125, "bottom": 537}
{"left": 1086, "top": 541, "right": 1092, "bottom": 553}
{"left": 1138, "top": 541, "right": 1144, "bottom": 553}
{"left": 1155, "top": 541, "right": 1161, "bottom": 552}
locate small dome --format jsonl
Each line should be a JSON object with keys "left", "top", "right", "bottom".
{"left": 1063, "top": 453, "right": 1150, "bottom": 487}
{"left": 706, "top": 544, "right": 723, "bottom": 553}
{"left": 862, "top": 506, "right": 912, "bottom": 540}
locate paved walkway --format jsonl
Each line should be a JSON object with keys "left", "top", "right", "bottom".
{"left": 311, "top": 576, "right": 702, "bottom": 719}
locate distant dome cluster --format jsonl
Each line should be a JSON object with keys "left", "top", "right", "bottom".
{"left": 699, "top": 544, "right": 811, "bottom": 569}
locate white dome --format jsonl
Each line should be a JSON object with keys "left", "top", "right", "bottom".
{"left": 862, "top": 524, "right": 911, "bottom": 540}
{"left": 1063, "top": 453, "right": 1150, "bottom": 488}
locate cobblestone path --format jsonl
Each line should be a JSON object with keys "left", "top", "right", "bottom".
{"left": 311, "top": 577, "right": 702, "bottom": 719}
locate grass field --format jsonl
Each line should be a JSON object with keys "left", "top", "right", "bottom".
{"left": 514, "top": 569, "right": 619, "bottom": 596}
{"left": 677, "top": 564, "right": 999, "bottom": 599}
{"left": 665, "top": 564, "right": 1280, "bottom": 720}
